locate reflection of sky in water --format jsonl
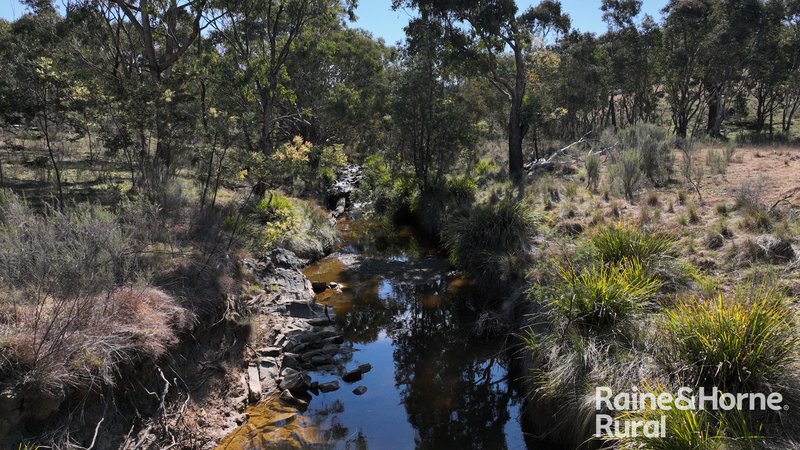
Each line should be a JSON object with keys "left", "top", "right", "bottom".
{"left": 306, "top": 338, "right": 417, "bottom": 450}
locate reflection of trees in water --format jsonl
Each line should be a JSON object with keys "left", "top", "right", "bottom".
{"left": 334, "top": 275, "right": 406, "bottom": 344}
{"left": 303, "top": 399, "right": 373, "bottom": 449}
{"left": 391, "top": 282, "right": 516, "bottom": 450}
{"left": 319, "top": 266, "right": 517, "bottom": 450}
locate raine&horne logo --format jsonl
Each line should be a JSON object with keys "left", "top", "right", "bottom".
{"left": 594, "top": 386, "right": 785, "bottom": 439}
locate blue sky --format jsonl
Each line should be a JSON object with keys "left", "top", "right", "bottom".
{"left": 355, "top": 0, "right": 668, "bottom": 44}
{"left": 1, "top": 0, "right": 667, "bottom": 42}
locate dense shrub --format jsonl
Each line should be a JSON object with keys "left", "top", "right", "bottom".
{"left": 0, "top": 193, "right": 191, "bottom": 392}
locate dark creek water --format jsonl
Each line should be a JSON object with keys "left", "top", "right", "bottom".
{"left": 221, "top": 220, "right": 530, "bottom": 450}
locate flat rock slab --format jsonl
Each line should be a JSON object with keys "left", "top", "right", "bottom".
{"left": 247, "top": 365, "right": 262, "bottom": 403}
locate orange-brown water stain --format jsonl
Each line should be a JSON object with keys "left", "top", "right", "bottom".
{"left": 215, "top": 396, "right": 329, "bottom": 449}
{"left": 302, "top": 257, "right": 347, "bottom": 285}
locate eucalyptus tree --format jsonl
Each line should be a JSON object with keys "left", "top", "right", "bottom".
{"left": 555, "top": 31, "right": 609, "bottom": 136}
{"left": 782, "top": 0, "right": 800, "bottom": 132}
{"left": 600, "top": 0, "right": 661, "bottom": 128}
{"left": 661, "top": 0, "right": 716, "bottom": 138}
{"left": 748, "top": 0, "right": 790, "bottom": 136}
{"left": 209, "top": 0, "right": 357, "bottom": 156}
{"left": 392, "top": 0, "right": 570, "bottom": 183}
{"left": 702, "top": 0, "right": 760, "bottom": 137}
{"left": 391, "top": 15, "right": 483, "bottom": 194}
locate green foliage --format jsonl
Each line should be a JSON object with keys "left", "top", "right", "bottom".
{"left": 611, "top": 149, "right": 643, "bottom": 201}
{"left": 617, "top": 389, "right": 723, "bottom": 450}
{"left": 315, "top": 144, "right": 347, "bottom": 187}
{"left": 663, "top": 285, "right": 797, "bottom": 387}
{"left": 585, "top": 153, "right": 601, "bottom": 191}
{"left": 706, "top": 148, "right": 728, "bottom": 174}
{"left": 549, "top": 258, "right": 661, "bottom": 328}
{"left": 443, "top": 199, "right": 535, "bottom": 290}
{"left": 590, "top": 223, "right": 673, "bottom": 264}
{"left": 355, "top": 154, "right": 417, "bottom": 217}
{"left": 619, "top": 123, "right": 674, "bottom": 186}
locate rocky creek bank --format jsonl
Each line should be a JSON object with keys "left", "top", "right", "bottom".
{"left": 238, "top": 248, "right": 373, "bottom": 411}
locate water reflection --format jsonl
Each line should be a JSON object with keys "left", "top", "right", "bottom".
{"left": 221, "top": 222, "right": 526, "bottom": 449}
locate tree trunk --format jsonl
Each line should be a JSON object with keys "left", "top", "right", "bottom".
{"left": 41, "top": 105, "right": 64, "bottom": 210}
{"left": 508, "top": 96, "right": 524, "bottom": 183}
{"left": 609, "top": 94, "right": 617, "bottom": 130}
{"left": 706, "top": 89, "right": 723, "bottom": 137}
{"left": 508, "top": 47, "right": 526, "bottom": 184}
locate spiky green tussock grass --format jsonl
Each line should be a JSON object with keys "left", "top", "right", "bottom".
{"left": 443, "top": 199, "right": 535, "bottom": 288}
{"left": 663, "top": 285, "right": 797, "bottom": 388}
{"left": 550, "top": 258, "right": 662, "bottom": 328}
{"left": 590, "top": 223, "right": 673, "bottom": 264}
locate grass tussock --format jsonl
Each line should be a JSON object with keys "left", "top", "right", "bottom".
{"left": 444, "top": 199, "right": 534, "bottom": 290}
{"left": 550, "top": 259, "right": 661, "bottom": 328}
{"left": 590, "top": 223, "right": 674, "bottom": 264}
{"left": 663, "top": 285, "right": 797, "bottom": 388}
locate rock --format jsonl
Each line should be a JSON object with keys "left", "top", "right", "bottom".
{"left": 316, "top": 364, "right": 338, "bottom": 373}
{"left": 279, "top": 368, "right": 310, "bottom": 393}
{"left": 266, "top": 248, "right": 303, "bottom": 270}
{"left": 292, "top": 427, "right": 325, "bottom": 446}
{"left": 322, "top": 335, "right": 345, "bottom": 345}
{"left": 342, "top": 369, "right": 363, "bottom": 383}
{"left": 279, "top": 389, "right": 308, "bottom": 408}
{"left": 286, "top": 342, "right": 309, "bottom": 354}
{"left": 247, "top": 365, "right": 262, "bottom": 403}
{"left": 756, "top": 235, "right": 795, "bottom": 263}
{"left": 311, "top": 355, "right": 332, "bottom": 366}
{"left": 327, "top": 164, "right": 363, "bottom": 208}
{"left": 282, "top": 353, "right": 301, "bottom": 370}
{"left": 358, "top": 363, "right": 372, "bottom": 374}
{"left": 352, "top": 386, "right": 368, "bottom": 396}
{"left": 321, "top": 343, "right": 340, "bottom": 355}
{"left": 307, "top": 317, "right": 333, "bottom": 326}
{"left": 318, "top": 381, "right": 340, "bottom": 393}
{"left": 312, "top": 281, "right": 328, "bottom": 293}
{"left": 256, "top": 346, "right": 282, "bottom": 357}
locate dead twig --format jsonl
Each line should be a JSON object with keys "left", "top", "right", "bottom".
{"left": 769, "top": 187, "right": 800, "bottom": 212}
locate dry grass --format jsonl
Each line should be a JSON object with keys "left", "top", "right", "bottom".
{"left": 0, "top": 193, "right": 196, "bottom": 394}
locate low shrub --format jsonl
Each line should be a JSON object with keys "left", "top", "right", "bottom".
{"left": 706, "top": 148, "right": 728, "bottom": 174}
{"left": 0, "top": 194, "right": 191, "bottom": 392}
{"left": 619, "top": 123, "right": 674, "bottom": 186}
{"left": 611, "top": 149, "right": 643, "bottom": 201}
{"left": 663, "top": 285, "right": 797, "bottom": 388}
{"left": 585, "top": 153, "right": 600, "bottom": 191}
